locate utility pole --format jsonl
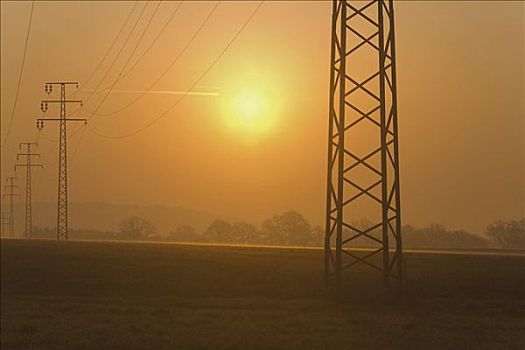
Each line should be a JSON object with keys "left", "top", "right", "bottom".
{"left": 15, "top": 142, "right": 43, "bottom": 238}
{"left": 325, "top": 0, "right": 403, "bottom": 290}
{"left": 1, "top": 211, "right": 10, "bottom": 237}
{"left": 37, "top": 82, "right": 85, "bottom": 240}
{"left": 3, "top": 177, "right": 19, "bottom": 238}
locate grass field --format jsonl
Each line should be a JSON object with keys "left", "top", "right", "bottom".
{"left": 1, "top": 239, "right": 524, "bottom": 349}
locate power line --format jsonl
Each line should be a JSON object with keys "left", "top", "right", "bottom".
{"left": 69, "top": 125, "right": 87, "bottom": 166}
{"left": 82, "top": 0, "right": 221, "bottom": 118}
{"left": 47, "top": 3, "right": 163, "bottom": 180}
{"left": 84, "top": 1, "right": 163, "bottom": 119}
{"left": 71, "top": 0, "right": 220, "bottom": 159}
{"left": 2, "top": 1, "right": 35, "bottom": 146}
{"left": 97, "top": 1, "right": 184, "bottom": 91}
{"left": 79, "top": 1, "right": 139, "bottom": 90}
{"left": 35, "top": 120, "right": 85, "bottom": 144}
{"left": 67, "top": 1, "right": 140, "bottom": 117}
{"left": 78, "top": 2, "right": 149, "bottom": 108}
{"left": 89, "top": 0, "right": 264, "bottom": 139}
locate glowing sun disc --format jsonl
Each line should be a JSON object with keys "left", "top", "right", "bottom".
{"left": 224, "top": 89, "right": 276, "bottom": 135}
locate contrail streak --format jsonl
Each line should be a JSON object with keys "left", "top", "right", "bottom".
{"left": 81, "top": 89, "right": 220, "bottom": 97}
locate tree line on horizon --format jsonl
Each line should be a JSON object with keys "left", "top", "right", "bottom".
{"left": 27, "top": 211, "right": 525, "bottom": 250}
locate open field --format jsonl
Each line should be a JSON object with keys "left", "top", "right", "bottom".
{"left": 1, "top": 239, "right": 524, "bottom": 349}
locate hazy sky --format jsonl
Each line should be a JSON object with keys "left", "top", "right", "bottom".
{"left": 1, "top": 1, "right": 524, "bottom": 233}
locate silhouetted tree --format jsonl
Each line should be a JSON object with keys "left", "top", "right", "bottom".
{"left": 261, "top": 215, "right": 283, "bottom": 243}
{"left": 402, "top": 224, "right": 488, "bottom": 249}
{"left": 204, "top": 219, "right": 233, "bottom": 242}
{"left": 311, "top": 225, "right": 324, "bottom": 245}
{"left": 118, "top": 216, "right": 158, "bottom": 238}
{"left": 169, "top": 225, "right": 202, "bottom": 241}
{"left": 231, "top": 222, "right": 258, "bottom": 243}
{"left": 486, "top": 219, "right": 525, "bottom": 249}
{"left": 261, "top": 211, "right": 311, "bottom": 244}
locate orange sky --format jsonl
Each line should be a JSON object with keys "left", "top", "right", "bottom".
{"left": 1, "top": 1, "right": 524, "bottom": 233}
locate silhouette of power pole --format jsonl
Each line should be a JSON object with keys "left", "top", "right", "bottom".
{"left": 15, "top": 142, "right": 43, "bottom": 238}
{"left": 37, "top": 82, "right": 85, "bottom": 240}
{"left": 325, "top": 0, "right": 403, "bottom": 290}
{"left": 1, "top": 211, "right": 10, "bottom": 237}
{"left": 3, "top": 177, "right": 19, "bottom": 238}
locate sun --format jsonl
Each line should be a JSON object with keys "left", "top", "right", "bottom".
{"left": 222, "top": 87, "right": 278, "bottom": 137}
{"left": 232, "top": 91, "right": 265, "bottom": 128}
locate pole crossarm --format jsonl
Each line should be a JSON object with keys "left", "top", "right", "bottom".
{"left": 324, "top": 0, "right": 403, "bottom": 290}
{"left": 41, "top": 100, "right": 83, "bottom": 103}
{"left": 15, "top": 164, "right": 43, "bottom": 169}
{"left": 46, "top": 81, "right": 79, "bottom": 85}
{"left": 37, "top": 118, "right": 86, "bottom": 122}
{"left": 17, "top": 153, "right": 41, "bottom": 157}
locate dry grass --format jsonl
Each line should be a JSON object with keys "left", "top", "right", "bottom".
{"left": 1, "top": 239, "right": 524, "bottom": 349}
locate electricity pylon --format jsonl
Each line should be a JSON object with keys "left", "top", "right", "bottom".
{"left": 37, "top": 82, "right": 85, "bottom": 240}
{"left": 324, "top": 0, "right": 403, "bottom": 289}
{"left": 3, "top": 177, "right": 19, "bottom": 238}
{"left": 1, "top": 211, "right": 10, "bottom": 237}
{"left": 15, "top": 142, "right": 43, "bottom": 238}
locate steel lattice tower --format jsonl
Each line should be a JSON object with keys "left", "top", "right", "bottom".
{"left": 1, "top": 211, "right": 10, "bottom": 236}
{"left": 37, "top": 82, "right": 84, "bottom": 240}
{"left": 3, "top": 177, "right": 19, "bottom": 238}
{"left": 15, "top": 142, "right": 43, "bottom": 238}
{"left": 324, "top": 0, "right": 403, "bottom": 289}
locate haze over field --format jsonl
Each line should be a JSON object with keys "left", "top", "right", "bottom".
{"left": 1, "top": 1, "right": 524, "bottom": 234}
{"left": 11, "top": 201, "right": 222, "bottom": 232}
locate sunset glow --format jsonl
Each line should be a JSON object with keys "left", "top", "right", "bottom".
{"left": 0, "top": 1, "right": 523, "bottom": 349}
{"left": 222, "top": 86, "right": 278, "bottom": 137}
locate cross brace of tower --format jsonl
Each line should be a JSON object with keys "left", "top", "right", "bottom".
{"left": 3, "top": 176, "right": 19, "bottom": 238}
{"left": 324, "top": 0, "right": 403, "bottom": 290}
{"left": 37, "top": 82, "right": 85, "bottom": 240}
{"left": 15, "top": 142, "right": 43, "bottom": 238}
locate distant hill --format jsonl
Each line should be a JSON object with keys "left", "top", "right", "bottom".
{"left": 10, "top": 202, "right": 230, "bottom": 234}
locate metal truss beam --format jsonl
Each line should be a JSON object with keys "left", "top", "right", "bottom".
{"left": 325, "top": 0, "right": 403, "bottom": 290}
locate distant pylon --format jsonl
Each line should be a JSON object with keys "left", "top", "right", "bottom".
{"left": 37, "top": 82, "right": 85, "bottom": 240}
{"left": 3, "top": 177, "right": 19, "bottom": 238}
{"left": 1, "top": 211, "right": 10, "bottom": 237}
{"left": 324, "top": 0, "right": 403, "bottom": 289}
{"left": 15, "top": 142, "right": 43, "bottom": 238}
